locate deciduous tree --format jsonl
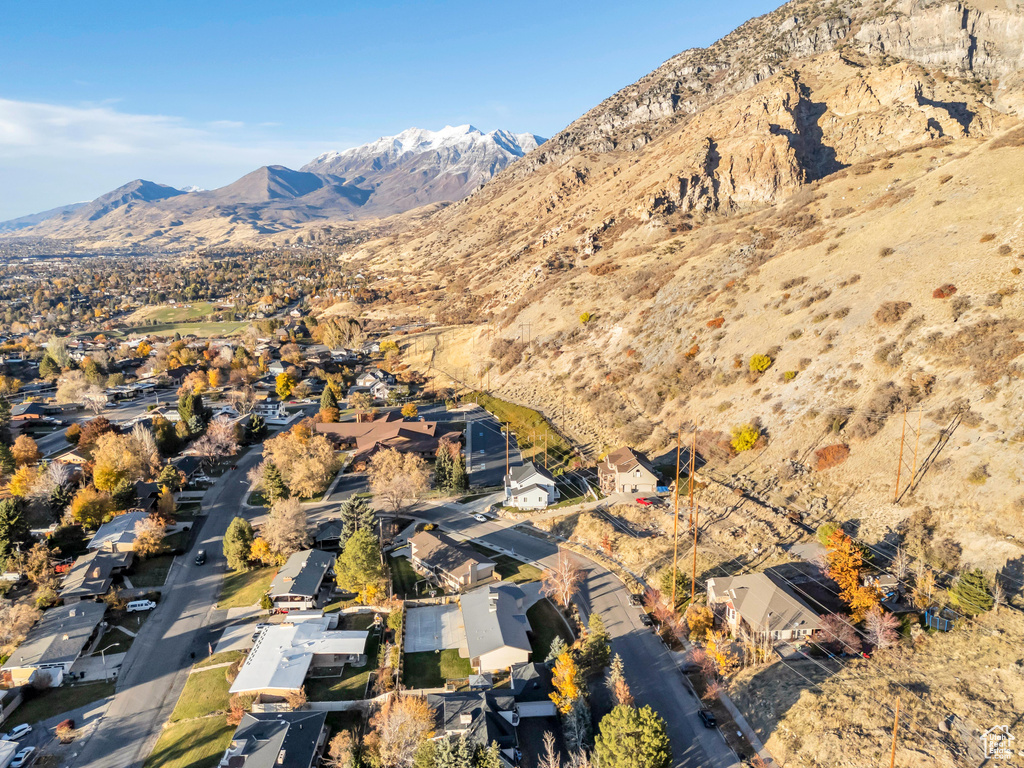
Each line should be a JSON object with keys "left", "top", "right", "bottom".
{"left": 818, "top": 613, "right": 862, "bottom": 655}
{"left": 276, "top": 372, "right": 295, "bottom": 400}
{"left": 12, "top": 435, "right": 40, "bottom": 466}
{"left": 550, "top": 651, "right": 584, "bottom": 714}
{"left": 369, "top": 694, "right": 434, "bottom": 768}
{"left": 368, "top": 448, "right": 428, "bottom": 513}
{"left": 864, "top": 605, "right": 900, "bottom": 649}
{"left": 223, "top": 517, "right": 255, "bottom": 571}
{"left": 541, "top": 553, "right": 584, "bottom": 608}
{"left": 133, "top": 516, "right": 166, "bottom": 558}
{"left": 263, "top": 426, "right": 338, "bottom": 499}
{"left": 825, "top": 529, "right": 878, "bottom": 621}
{"left": 70, "top": 487, "right": 114, "bottom": 528}
{"left": 261, "top": 497, "right": 310, "bottom": 557}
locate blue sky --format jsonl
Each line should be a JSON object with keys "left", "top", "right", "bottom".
{"left": 0, "top": 1, "right": 780, "bottom": 220}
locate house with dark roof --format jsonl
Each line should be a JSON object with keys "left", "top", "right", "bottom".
{"left": 509, "top": 662, "right": 557, "bottom": 718}
{"left": 707, "top": 571, "right": 821, "bottom": 642}
{"left": 218, "top": 710, "right": 327, "bottom": 768}
{"left": 11, "top": 402, "right": 48, "bottom": 421}
{"left": 87, "top": 509, "right": 150, "bottom": 553}
{"left": 409, "top": 530, "right": 495, "bottom": 592}
{"left": 312, "top": 519, "right": 344, "bottom": 551}
{"left": 268, "top": 550, "right": 335, "bottom": 611}
{"left": 0, "top": 602, "right": 106, "bottom": 687}
{"left": 427, "top": 691, "right": 520, "bottom": 767}
{"left": 60, "top": 550, "right": 133, "bottom": 603}
{"left": 460, "top": 583, "right": 532, "bottom": 673}
{"left": 597, "top": 447, "right": 660, "bottom": 495}
{"left": 504, "top": 462, "right": 559, "bottom": 510}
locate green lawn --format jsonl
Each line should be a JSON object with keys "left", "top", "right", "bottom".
{"left": 91, "top": 614, "right": 147, "bottom": 656}
{"left": 245, "top": 490, "right": 269, "bottom": 508}
{"left": 339, "top": 613, "right": 378, "bottom": 631}
{"left": 526, "top": 598, "right": 574, "bottom": 661}
{"left": 3, "top": 682, "right": 115, "bottom": 728}
{"left": 218, "top": 566, "right": 276, "bottom": 609}
{"left": 130, "top": 554, "right": 174, "bottom": 587}
{"left": 144, "top": 718, "right": 235, "bottom": 768}
{"left": 305, "top": 630, "right": 381, "bottom": 701}
{"left": 169, "top": 667, "right": 232, "bottom": 722}
{"left": 194, "top": 650, "right": 244, "bottom": 669}
{"left": 467, "top": 543, "right": 543, "bottom": 584}
{"left": 388, "top": 554, "right": 422, "bottom": 597}
{"left": 403, "top": 649, "right": 473, "bottom": 689}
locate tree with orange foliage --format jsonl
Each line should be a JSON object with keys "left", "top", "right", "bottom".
{"left": 825, "top": 529, "right": 879, "bottom": 621}
{"left": 550, "top": 651, "right": 584, "bottom": 714}
{"left": 12, "top": 435, "right": 40, "bottom": 466}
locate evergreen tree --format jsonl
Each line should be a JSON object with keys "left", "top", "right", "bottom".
{"left": 39, "top": 354, "right": 60, "bottom": 380}
{"left": 594, "top": 704, "right": 672, "bottom": 768}
{"left": 158, "top": 464, "right": 183, "bottom": 492}
{"left": 320, "top": 386, "right": 338, "bottom": 412}
{"left": 248, "top": 414, "right": 267, "bottom": 441}
{"left": 335, "top": 528, "right": 385, "bottom": 602}
{"left": 0, "top": 399, "right": 11, "bottom": 445}
{"left": 434, "top": 734, "right": 474, "bottom": 768}
{"left": 434, "top": 443, "right": 453, "bottom": 491}
{"left": 584, "top": 611, "right": 612, "bottom": 674}
{"left": 449, "top": 451, "right": 467, "bottom": 493}
{"left": 949, "top": 568, "right": 994, "bottom": 615}
{"left": 49, "top": 483, "right": 73, "bottom": 517}
{"left": 0, "top": 498, "right": 28, "bottom": 561}
{"left": 0, "top": 443, "right": 14, "bottom": 476}
{"left": 545, "top": 635, "right": 568, "bottom": 665}
{"left": 475, "top": 743, "right": 501, "bottom": 768}
{"left": 112, "top": 479, "right": 138, "bottom": 511}
{"left": 339, "top": 497, "right": 375, "bottom": 546}
{"left": 223, "top": 517, "right": 255, "bottom": 571}
{"left": 264, "top": 461, "right": 288, "bottom": 501}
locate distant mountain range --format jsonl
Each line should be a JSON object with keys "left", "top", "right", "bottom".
{"left": 0, "top": 125, "right": 545, "bottom": 246}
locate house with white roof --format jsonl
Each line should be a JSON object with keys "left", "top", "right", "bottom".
{"left": 87, "top": 509, "right": 150, "bottom": 553}
{"left": 504, "top": 462, "right": 559, "bottom": 510}
{"left": 228, "top": 615, "right": 368, "bottom": 699}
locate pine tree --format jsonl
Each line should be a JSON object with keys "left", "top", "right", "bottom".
{"left": 449, "top": 451, "right": 467, "bottom": 493}
{"left": 949, "top": 568, "right": 994, "bottom": 615}
{"left": 320, "top": 386, "right": 338, "bottom": 412}
{"left": 39, "top": 354, "right": 60, "bottom": 380}
{"left": 0, "top": 399, "right": 11, "bottom": 444}
{"left": 545, "top": 635, "right": 568, "bottom": 665}
{"left": 594, "top": 704, "right": 671, "bottom": 768}
{"left": 112, "top": 479, "right": 138, "bottom": 511}
{"left": 584, "top": 611, "right": 611, "bottom": 674}
{"left": 434, "top": 443, "right": 453, "bottom": 491}
{"left": 0, "top": 443, "right": 14, "bottom": 477}
{"left": 264, "top": 461, "right": 288, "bottom": 501}
{"left": 339, "top": 496, "right": 376, "bottom": 545}
{"left": 476, "top": 742, "right": 502, "bottom": 768}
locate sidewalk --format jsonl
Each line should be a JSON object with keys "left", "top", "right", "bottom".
{"left": 70, "top": 652, "right": 127, "bottom": 682}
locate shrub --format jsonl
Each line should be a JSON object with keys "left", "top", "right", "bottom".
{"left": 879, "top": 246, "right": 895, "bottom": 257}
{"left": 580, "top": 312, "right": 592, "bottom": 324}
{"left": 979, "top": 233, "right": 996, "bottom": 242}
{"left": 933, "top": 284, "right": 958, "bottom": 299}
{"left": 783, "top": 371, "right": 798, "bottom": 381}
{"left": 788, "top": 329, "right": 803, "bottom": 340}
{"left": 1012, "top": 267, "right": 1022, "bottom": 275}
{"left": 998, "top": 244, "right": 1011, "bottom": 255}
{"left": 749, "top": 354, "right": 773, "bottom": 373}
{"left": 817, "top": 522, "right": 841, "bottom": 546}
{"left": 967, "top": 464, "right": 989, "bottom": 485}
{"left": 707, "top": 317, "right": 725, "bottom": 329}
{"left": 730, "top": 423, "right": 761, "bottom": 453}
{"left": 814, "top": 444, "right": 850, "bottom": 471}
{"left": 65, "top": 423, "right": 81, "bottom": 444}
{"left": 874, "top": 301, "right": 911, "bottom": 324}
{"left": 685, "top": 344, "right": 699, "bottom": 358}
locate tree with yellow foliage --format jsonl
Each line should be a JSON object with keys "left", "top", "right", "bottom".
{"left": 12, "top": 435, "right": 41, "bottom": 467}
{"left": 137, "top": 341, "right": 152, "bottom": 357}
{"left": 70, "top": 486, "right": 115, "bottom": 528}
{"left": 825, "top": 529, "right": 879, "bottom": 621}
{"left": 704, "top": 629, "right": 740, "bottom": 677}
{"left": 550, "top": 651, "right": 584, "bottom": 714}
{"left": 208, "top": 368, "right": 225, "bottom": 388}
{"left": 7, "top": 465, "right": 39, "bottom": 497}
{"left": 684, "top": 604, "right": 714, "bottom": 642}
{"left": 250, "top": 537, "right": 285, "bottom": 566}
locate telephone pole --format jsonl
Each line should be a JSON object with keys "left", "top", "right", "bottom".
{"left": 505, "top": 423, "right": 510, "bottom": 479}
{"left": 687, "top": 428, "right": 697, "bottom": 528}
{"left": 909, "top": 409, "right": 923, "bottom": 494}
{"left": 889, "top": 696, "right": 901, "bottom": 768}
{"left": 689, "top": 428, "right": 698, "bottom": 604}
{"left": 894, "top": 406, "right": 908, "bottom": 503}
{"left": 544, "top": 433, "right": 549, "bottom": 470}
{"left": 671, "top": 430, "right": 682, "bottom": 610}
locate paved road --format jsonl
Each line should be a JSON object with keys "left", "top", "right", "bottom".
{"left": 417, "top": 502, "right": 739, "bottom": 768}
{"left": 464, "top": 407, "right": 522, "bottom": 488}
{"left": 69, "top": 444, "right": 264, "bottom": 768}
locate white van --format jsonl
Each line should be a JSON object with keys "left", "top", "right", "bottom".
{"left": 126, "top": 600, "right": 157, "bottom": 613}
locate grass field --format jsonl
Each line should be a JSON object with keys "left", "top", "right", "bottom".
{"left": 403, "top": 649, "right": 473, "bottom": 689}
{"left": 466, "top": 543, "right": 543, "bottom": 584}
{"left": 305, "top": 630, "right": 381, "bottom": 701}
{"left": 129, "top": 302, "right": 219, "bottom": 323}
{"left": 526, "top": 598, "right": 574, "bottom": 661}
{"left": 130, "top": 554, "right": 174, "bottom": 587}
{"left": 3, "top": 682, "right": 115, "bottom": 728}
{"left": 388, "top": 554, "right": 422, "bottom": 597}
{"left": 144, "top": 718, "right": 234, "bottom": 768}
{"left": 90, "top": 615, "right": 146, "bottom": 656}
{"left": 169, "top": 667, "right": 231, "bottom": 722}
{"left": 194, "top": 650, "right": 244, "bottom": 669}
{"left": 218, "top": 567, "right": 276, "bottom": 609}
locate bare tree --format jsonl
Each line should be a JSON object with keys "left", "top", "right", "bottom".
{"left": 818, "top": 613, "right": 862, "bottom": 655}
{"left": 991, "top": 574, "right": 1007, "bottom": 613}
{"left": 133, "top": 516, "right": 167, "bottom": 558}
{"left": 864, "top": 605, "right": 900, "bottom": 649}
{"left": 129, "top": 424, "right": 161, "bottom": 478}
{"left": 367, "top": 448, "right": 428, "bottom": 513}
{"left": 891, "top": 545, "right": 911, "bottom": 582}
{"left": 541, "top": 551, "right": 584, "bottom": 608}
{"left": 539, "top": 731, "right": 561, "bottom": 768}
{"left": 261, "top": 497, "right": 310, "bottom": 557}
{"left": 192, "top": 415, "right": 239, "bottom": 465}
{"left": 226, "top": 386, "right": 259, "bottom": 416}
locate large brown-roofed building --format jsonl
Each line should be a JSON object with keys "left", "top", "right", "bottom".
{"left": 597, "top": 447, "right": 660, "bottom": 495}
{"left": 315, "top": 412, "right": 462, "bottom": 464}
{"left": 409, "top": 530, "right": 496, "bottom": 592}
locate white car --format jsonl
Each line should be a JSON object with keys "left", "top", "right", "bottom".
{"left": 126, "top": 599, "right": 157, "bottom": 613}
{"left": 193, "top": 474, "right": 213, "bottom": 484}
{"left": 1, "top": 723, "right": 31, "bottom": 741}
{"left": 473, "top": 514, "right": 487, "bottom": 523}
{"left": 11, "top": 746, "right": 35, "bottom": 768}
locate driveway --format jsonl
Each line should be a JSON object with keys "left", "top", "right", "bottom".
{"left": 404, "top": 605, "right": 467, "bottom": 654}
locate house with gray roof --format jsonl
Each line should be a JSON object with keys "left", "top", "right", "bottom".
{"left": 218, "top": 710, "right": 327, "bottom": 768}
{"left": 504, "top": 461, "right": 559, "bottom": 510}
{"left": 460, "top": 583, "right": 532, "bottom": 673}
{"left": 268, "top": 549, "right": 335, "bottom": 611}
{"left": 427, "top": 691, "right": 520, "bottom": 767}
{"left": 87, "top": 510, "right": 150, "bottom": 553}
{"left": 409, "top": 530, "right": 495, "bottom": 592}
{"left": 707, "top": 571, "right": 821, "bottom": 642}
{"left": 0, "top": 602, "right": 106, "bottom": 687}
{"left": 60, "top": 550, "right": 133, "bottom": 603}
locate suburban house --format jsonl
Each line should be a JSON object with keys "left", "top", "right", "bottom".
{"left": 707, "top": 571, "right": 822, "bottom": 642}
{"left": 509, "top": 662, "right": 557, "bottom": 718}
{"left": 427, "top": 691, "right": 520, "bottom": 767}
{"left": 169, "top": 455, "right": 204, "bottom": 482}
{"left": 229, "top": 615, "right": 368, "bottom": 698}
{"left": 60, "top": 550, "right": 133, "bottom": 603}
{"left": 315, "top": 412, "right": 462, "bottom": 464}
{"left": 312, "top": 519, "right": 345, "bottom": 551}
{"left": 370, "top": 380, "right": 393, "bottom": 401}
{"left": 504, "top": 462, "right": 559, "bottom": 510}
{"left": 0, "top": 602, "right": 107, "bottom": 687}
{"left": 10, "top": 402, "right": 48, "bottom": 422}
{"left": 253, "top": 398, "right": 290, "bottom": 424}
{"left": 409, "top": 530, "right": 495, "bottom": 592}
{"left": 460, "top": 583, "right": 532, "bottom": 673}
{"left": 87, "top": 509, "right": 150, "bottom": 553}
{"left": 219, "top": 711, "right": 327, "bottom": 768}
{"left": 267, "top": 549, "right": 335, "bottom": 611}
{"left": 597, "top": 447, "right": 660, "bottom": 495}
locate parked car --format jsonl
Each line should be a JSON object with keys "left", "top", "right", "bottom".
{"left": 635, "top": 497, "right": 653, "bottom": 506}
{"left": 126, "top": 599, "right": 157, "bottom": 613}
{"left": 473, "top": 514, "right": 487, "bottom": 523}
{"left": 698, "top": 710, "right": 717, "bottom": 728}
{"left": 195, "top": 550, "right": 207, "bottom": 566}
{"left": 11, "top": 746, "right": 35, "bottom": 767}
{"left": 639, "top": 613, "right": 653, "bottom": 627}
{"left": 194, "top": 474, "right": 213, "bottom": 483}
{"left": 628, "top": 593, "right": 643, "bottom": 606}
{"left": 1, "top": 724, "right": 31, "bottom": 741}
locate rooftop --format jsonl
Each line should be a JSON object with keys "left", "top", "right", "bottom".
{"left": 410, "top": 530, "right": 495, "bottom": 579}
{"left": 220, "top": 710, "right": 327, "bottom": 768}
{"left": 87, "top": 509, "right": 149, "bottom": 551}
{"left": 708, "top": 571, "right": 822, "bottom": 634}
{"left": 506, "top": 461, "right": 555, "bottom": 487}
{"left": 2, "top": 602, "right": 106, "bottom": 669}
{"left": 268, "top": 549, "right": 335, "bottom": 599}
{"left": 60, "top": 550, "right": 133, "bottom": 599}
{"left": 460, "top": 583, "right": 531, "bottom": 661}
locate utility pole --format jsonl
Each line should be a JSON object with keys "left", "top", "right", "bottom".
{"left": 544, "top": 433, "right": 548, "bottom": 470}
{"left": 889, "top": 696, "right": 901, "bottom": 768}
{"left": 687, "top": 428, "right": 697, "bottom": 528}
{"left": 894, "top": 406, "right": 908, "bottom": 503}
{"left": 692, "top": 500, "right": 699, "bottom": 604}
{"left": 689, "top": 428, "right": 697, "bottom": 604}
{"left": 909, "top": 409, "right": 923, "bottom": 494}
{"left": 505, "top": 423, "right": 510, "bottom": 479}
{"left": 671, "top": 430, "right": 682, "bottom": 610}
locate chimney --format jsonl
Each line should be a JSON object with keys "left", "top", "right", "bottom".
{"left": 69, "top": 609, "right": 76, "bottom": 618}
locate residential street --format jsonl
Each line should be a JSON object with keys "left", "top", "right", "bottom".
{"left": 68, "top": 444, "right": 264, "bottom": 768}
{"left": 418, "top": 501, "right": 740, "bottom": 768}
